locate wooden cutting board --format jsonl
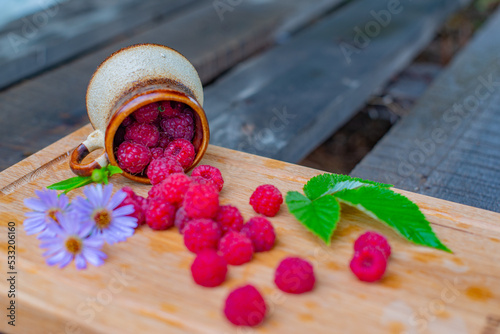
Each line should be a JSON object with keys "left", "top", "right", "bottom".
{"left": 1, "top": 124, "right": 499, "bottom": 334}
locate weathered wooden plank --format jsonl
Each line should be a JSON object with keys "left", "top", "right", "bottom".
{"left": 1, "top": 124, "right": 500, "bottom": 333}
{"left": 0, "top": 0, "right": 345, "bottom": 172}
{"left": 0, "top": 0, "right": 199, "bottom": 90}
{"left": 351, "top": 8, "right": 500, "bottom": 213}
{"left": 204, "top": 0, "right": 471, "bottom": 164}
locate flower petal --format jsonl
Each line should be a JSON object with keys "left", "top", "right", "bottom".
{"left": 58, "top": 193, "right": 70, "bottom": 210}
{"left": 102, "top": 184, "right": 114, "bottom": 207}
{"left": 83, "top": 185, "right": 101, "bottom": 208}
{"left": 40, "top": 238, "right": 63, "bottom": 249}
{"left": 24, "top": 197, "right": 47, "bottom": 212}
{"left": 108, "top": 190, "right": 127, "bottom": 210}
{"left": 113, "top": 205, "right": 134, "bottom": 217}
{"left": 46, "top": 249, "right": 68, "bottom": 265}
{"left": 58, "top": 252, "right": 73, "bottom": 268}
{"left": 84, "top": 237, "right": 104, "bottom": 248}
{"left": 78, "top": 221, "right": 95, "bottom": 238}
{"left": 23, "top": 217, "right": 46, "bottom": 235}
{"left": 82, "top": 248, "right": 106, "bottom": 267}
{"left": 74, "top": 254, "right": 87, "bottom": 270}
{"left": 42, "top": 246, "right": 63, "bottom": 257}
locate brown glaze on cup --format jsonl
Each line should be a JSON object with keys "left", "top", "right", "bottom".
{"left": 69, "top": 144, "right": 106, "bottom": 176}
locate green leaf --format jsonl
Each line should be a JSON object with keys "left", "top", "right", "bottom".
{"left": 47, "top": 165, "right": 124, "bottom": 193}
{"left": 107, "top": 165, "right": 123, "bottom": 176}
{"left": 47, "top": 176, "right": 93, "bottom": 193}
{"left": 304, "top": 173, "right": 392, "bottom": 200}
{"left": 286, "top": 191, "right": 341, "bottom": 245}
{"left": 334, "top": 186, "right": 451, "bottom": 252}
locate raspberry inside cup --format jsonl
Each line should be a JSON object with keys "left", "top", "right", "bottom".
{"left": 113, "top": 101, "right": 197, "bottom": 177}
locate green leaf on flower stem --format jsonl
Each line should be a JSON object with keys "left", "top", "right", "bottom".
{"left": 286, "top": 191, "right": 340, "bottom": 245}
{"left": 335, "top": 186, "right": 451, "bottom": 252}
{"left": 47, "top": 165, "right": 124, "bottom": 193}
{"left": 304, "top": 173, "right": 392, "bottom": 200}
{"left": 47, "top": 176, "right": 93, "bottom": 193}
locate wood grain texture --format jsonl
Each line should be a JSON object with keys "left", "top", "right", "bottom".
{"left": 0, "top": 0, "right": 344, "bottom": 172}
{"left": 1, "top": 125, "right": 500, "bottom": 333}
{"left": 0, "top": 0, "right": 199, "bottom": 90}
{"left": 204, "top": 0, "right": 470, "bottom": 164}
{"left": 351, "top": 8, "right": 500, "bottom": 213}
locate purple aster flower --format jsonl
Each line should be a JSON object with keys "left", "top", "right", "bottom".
{"left": 72, "top": 184, "right": 137, "bottom": 244}
{"left": 39, "top": 212, "right": 106, "bottom": 269}
{"left": 24, "top": 189, "right": 71, "bottom": 237}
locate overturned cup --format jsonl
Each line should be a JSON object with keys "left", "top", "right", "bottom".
{"left": 70, "top": 43, "right": 209, "bottom": 184}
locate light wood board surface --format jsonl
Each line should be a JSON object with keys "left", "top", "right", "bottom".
{"left": 1, "top": 124, "right": 499, "bottom": 334}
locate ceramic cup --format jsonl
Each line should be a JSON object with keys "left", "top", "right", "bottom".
{"left": 70, "top": 43, "right": 209, "bottom": 184}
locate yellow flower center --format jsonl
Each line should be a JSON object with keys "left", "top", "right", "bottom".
{"left": 47, "top": 209, "right": 60, "bottom": 223}
{"left": 94, "top": 210, "right": 111, "bottom": 229}
{"left": 65, "top": 237, "right": 82, "bottom": 255}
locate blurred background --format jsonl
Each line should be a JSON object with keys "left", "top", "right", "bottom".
{"left": 0, "top": 0, "right": 499, "bottom": 174}
{"left": 0, "top": 0, "right": 69, "bottom": 27}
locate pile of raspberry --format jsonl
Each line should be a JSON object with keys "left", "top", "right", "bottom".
{"left": 114, "top": 101, "right": 197, "bottom": 177}
{"left": 119, "top": 162, "right": 396, "bottom": 328}
{"left": 120, "top": 165, "right": 316, "bottom": 327}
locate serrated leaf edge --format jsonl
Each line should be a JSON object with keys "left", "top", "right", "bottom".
{"left": 335, "top": 196, "right": 452, "bottom": 253}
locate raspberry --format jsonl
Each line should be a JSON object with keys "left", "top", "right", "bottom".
{"left": 224, "top": 285, "right": 266, "bottom": 327}
{"left": 133, "top": 103, "right": 160, "bottom": 123}
{"left": 191, "top": 249, "right": 227, "bottom": 287}
{"left": 219, "top": 231, "right": 253, "bottom": 265}
{"left": 121, "top": 116, "right": 134, "bottom": 127}
{"left": 190, "top": 175, "right": 210, "bottom": 186}
{"left": 165, "top": 139, "right": 195, "bottom": 169}
{"left": 116, "top": 141, "right": 151, "bottom": 174}
{"left": 152, "top": 173, "right": 191, "bottom": 205}
{"left": 157, "top": 133, "right": 172, "bottom": 149}
{"left": 137, "top": 196, "right": 149, "bottom": 220}
{"left": 354, "top": 231, "right": 391, "bottom": 258}
{"left": 183, "top": 218, "right": 221, "bottom": 253}
{"left": 215, "top": 205, "right": 244, "bottom": 234}
{"left": 174, "top": 207, "right": 191, "bottom": 234}
{"left": 160, "top": 113, "right": 194, "bottom": 141}
{"left": 274, "top": 257, "right": 315, "bottom": 294}
{"left": 146, "top": 198, "right": 176, "bottom": 230}
{"left": 249, "top": 184, "right": 283, "bottom": 217}
{"left": 191, "top": 165, "right": 224, "bottom": 192}
{"left": 150, "top": 147, "right": 164, "bottom": 160}
{"left": 183, "top": 183, "right": 220, "bottom": 219}
{"left": 147, "top": 183, "right": 161, "bottom": 200}
{"left": 158, "top": 101, "right": 181, "bottom": 118}
{"left": 350, "top": 247, "right": 387, "bottom": 282}
{"left": 182, "top": 107, "right": 194, "bottom": 119}
{"left": 146, "top": 157, "right": 183, "bottom": 185}
{"left": 118, "top": 187, "right": 147, "bottom": 226}
{"left": 171, "top": 101, "right": 185, "bottom": 112}
{"left": 125, "top": 122, "right": 160, "bottom": 148}
{"left": 241, "top": 216, "right": 275, "bottom": 252}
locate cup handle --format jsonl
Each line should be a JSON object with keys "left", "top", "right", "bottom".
{"left": 69, "top": 129, "right": 109, "bottom": 176}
